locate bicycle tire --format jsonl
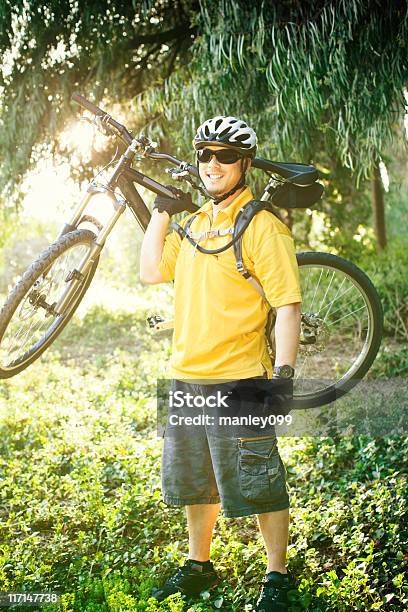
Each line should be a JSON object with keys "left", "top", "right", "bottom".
{"left": 0, "top": 229, "right": 99, "bottom": 379}
{"left": 291, "top": 251, "right": 383, "bottom": 410}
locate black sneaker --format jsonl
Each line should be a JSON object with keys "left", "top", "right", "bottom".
{"left": 151, "top": 559, "right": 220, "bottom": 602}
{"left": 255, "top": 571, "right": 295, "bottom": 611}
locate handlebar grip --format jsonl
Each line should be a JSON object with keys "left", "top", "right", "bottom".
{"left": 71, "top": 92, "right": 105, "bottom": 116}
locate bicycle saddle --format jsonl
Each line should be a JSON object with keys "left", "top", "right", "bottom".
{"left": 252, "top": 158, "right": 318, "bottom": 185}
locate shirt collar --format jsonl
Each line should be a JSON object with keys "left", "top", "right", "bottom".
{"left": 197, "top": 187, "right": 254, "bottom": 222}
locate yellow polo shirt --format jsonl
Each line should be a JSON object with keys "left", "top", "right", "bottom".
{"left": 158, "top": 187, "right": 302, "bottom": 380}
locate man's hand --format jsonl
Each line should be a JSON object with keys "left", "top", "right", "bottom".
{"left": 153, "top": 186, "right": 196, "bottom": 217}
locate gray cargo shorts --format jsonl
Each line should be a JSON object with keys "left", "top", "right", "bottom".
{"left": 161, "top": 378, "right": 290, "bottom": 518}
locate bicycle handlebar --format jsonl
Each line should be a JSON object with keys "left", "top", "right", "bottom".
{"left": 71, "top": 92, "right": 104, "bottom": 116}
{"left": 71, "top": 92, "right": 134, "bottom": 145}
{"left": 71, "top": 93, "right": 201, "bottom": 191}
{"left": 71, "top": 93, "right": 318, "bottom": 187}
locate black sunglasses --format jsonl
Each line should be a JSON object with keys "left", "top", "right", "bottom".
{"left": 196, "top": 148, "right": 243, "bottom": 164}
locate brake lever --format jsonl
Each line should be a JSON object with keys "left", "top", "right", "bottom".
{"left": 137, "top": 133, "right": 159, "bottom": 155}
{"left": 94, "top": 115, "right": 115, "bottom": 137}
{"left": 165, "top": 167, "right": 190, "bottom": 180}
{"left": 80, "top": 116, "right": 94, "bottom": 126}
{"left": 165, "top": 166, "right": 208, "bottom": 198}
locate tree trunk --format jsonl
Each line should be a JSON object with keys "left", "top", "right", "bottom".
{"left": 372, "top": 163, "right": 387, "bottom": 250}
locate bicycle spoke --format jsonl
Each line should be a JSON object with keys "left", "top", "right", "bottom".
{"left": 319, "top": 277, "right": 348, "bottom": 319}
{"left": 296, "top": 356, "right": 307, "bottom": 380}
{"left": 298, "top": 355, "right": 310, "bottom": 383}
{"left": 329, "top": 304, "right": 367, "bottom": 326}
{"left": 316, "top": 269, "right": 336, "bottom": 316}
{"left": 302, "top": 267, "right": 313, "bottom": 308}
{"left": 323, "top": 296, "right": 363, "bottom": 322}
{"left": 297, "top": 260, "right": 375, "bottom": 399}
{"left": 308, "top": 268, "right": 323, "bottom": 313}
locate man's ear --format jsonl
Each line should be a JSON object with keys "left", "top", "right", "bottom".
{"left": 240, "top": 157, "right": 251, "bottom": 173}
{"left": 242, "top": 157, "right": 252, "bottom": 172}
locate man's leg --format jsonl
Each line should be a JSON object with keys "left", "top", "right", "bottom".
{"left": 186, "top": 503, "right": 221, "bottom": 561}
{"left": 257, "top": 508, "right": 289, "bottom": 574}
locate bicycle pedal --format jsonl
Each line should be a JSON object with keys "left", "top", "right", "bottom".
{"left": 146, "top": 315, "right": 174, "bottom": 332}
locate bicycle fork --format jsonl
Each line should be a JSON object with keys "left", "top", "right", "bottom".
{"left": 52, "top": 186, "right": 126, "bottom": 316}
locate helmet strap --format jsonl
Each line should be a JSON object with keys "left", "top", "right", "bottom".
{"left": 211, "top": 157, "right": 249, "bottom": 205}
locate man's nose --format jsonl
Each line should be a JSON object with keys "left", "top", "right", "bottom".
{"left": 208, "top": 155, "right": 221, "bottom": 168}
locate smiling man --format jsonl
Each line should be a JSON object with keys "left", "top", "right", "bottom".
{"left": 140, "top": 116, "right": 302, "bottom": 611}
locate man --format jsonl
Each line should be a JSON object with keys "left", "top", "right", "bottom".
{"left": 139, "top": 115, "right": 301, "bottom": 611}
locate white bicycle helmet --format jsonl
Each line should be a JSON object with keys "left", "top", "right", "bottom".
{"left": 193, "top": 115, "right": 257, "bottom": 158}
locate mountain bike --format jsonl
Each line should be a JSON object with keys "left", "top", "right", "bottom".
{"left": 0, "top": 93, "right": 383, "bottom": 409}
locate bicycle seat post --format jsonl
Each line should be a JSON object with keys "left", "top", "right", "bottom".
{"left": 260, "top": 176, "right": 283, "bottom": 203}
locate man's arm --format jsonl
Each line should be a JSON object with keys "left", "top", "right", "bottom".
{"left": 139, "top": 209, "right": 171, "bottom": 284}
{"left": 248, "top": 226, "right": 302, "bottom": 368}
{"left": 273, "top": 302, "right": 301, "bottom": 368}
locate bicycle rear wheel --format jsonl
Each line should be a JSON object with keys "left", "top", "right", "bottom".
{"left": 0, "top": 229, "right": 98, "bottom": 378}
{"left": 291, "top": 252, "right": 383, "bottom": 409}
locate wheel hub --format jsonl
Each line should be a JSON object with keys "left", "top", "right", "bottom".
{"left": 28, "top": 289, "right": 56, "bottom": 315}
{"left": 299, "top": 313, "right": 330, "bottom": 355}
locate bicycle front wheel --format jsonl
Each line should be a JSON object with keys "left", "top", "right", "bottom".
{"left": 292, "top": 251, "right": 383, "bottom": 409}
{"left": 0, "top": 229, "right": 98, "bottom": 379}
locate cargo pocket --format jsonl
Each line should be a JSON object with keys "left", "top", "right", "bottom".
{"left": 238, "top": 437, "right": 287, "bottom": 504}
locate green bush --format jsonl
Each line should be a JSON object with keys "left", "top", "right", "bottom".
{"left": 370, "top": 343, "right": 408, "bottom": 378}
{"left": 0, "top": 301, "right": 406, "bottom": 611}
{"left": 358, "top": 239, "right": 408, "bottom": 341}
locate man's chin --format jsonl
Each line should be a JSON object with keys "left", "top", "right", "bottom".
{"left": 203, "top": 184, "right": 227, "bottom": 196}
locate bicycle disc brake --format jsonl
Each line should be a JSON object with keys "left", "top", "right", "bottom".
{"left": 299, "top": 313, "right": 330, "bottom": 355}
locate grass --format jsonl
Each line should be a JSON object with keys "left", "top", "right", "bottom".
{"left": 0, "top": 286, "right": 407, "bottom": 611}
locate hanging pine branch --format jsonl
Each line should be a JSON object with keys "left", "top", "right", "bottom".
{"left": 0, "top": 0, "right": 406, "bottom": 200}
{"left": 140, "top": 0, "right": 407, "bottom": 184}
{"left": 0, "top": 0, "right": 199, "bottom": 195}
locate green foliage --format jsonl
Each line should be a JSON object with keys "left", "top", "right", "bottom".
{"left": 0, "top": 216, "right": 59, "bottom": 293}
{"left": 359, "top": 239, "right": 408, "bottom": 341}
{"left": 0, "top": 0, "right": 199, "bottom": 195}
{"left": 0, "top": 299, "right": 406, "bottom": 611}
{"left": 140, "top": 1, "right": 408, "bottom": 184}
{"left": 370, "top": 343, "right": 408, "bottom": 378}
{"left": 0, "top": 0, "right": 407, "bottom": 199}
{"left": 290, "top": 160, "right": 374, "bottom": 257}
